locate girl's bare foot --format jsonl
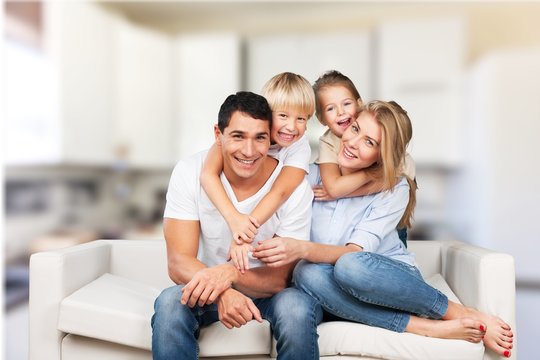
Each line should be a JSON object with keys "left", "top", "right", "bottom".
{"left": 406, "top": 316, "right": 486, "bottom": 343}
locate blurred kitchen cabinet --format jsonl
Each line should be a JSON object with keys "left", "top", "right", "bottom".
{"left": 114, "top": 20, "right": 174, "bottom": 169}
{"left": 245, "top": 32, "right": 372, "bottom": 155}
{"left": 43, "top": 1, "right": 117, "bottom": 165}
{"left": 174, "top": 33, "right": 241, "bottom": 160}
{"left": 374, "top": 18, "right": 465, "bottom": 167}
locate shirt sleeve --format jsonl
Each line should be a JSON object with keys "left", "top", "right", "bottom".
{"left": 347, "top": 179, "right": 410, "bottom": 252}
{"left": 280, "top": 135, "right": 311, "bottom": 173}
{"left": 274, "top": 179, "right": 314, "bottom": 240}
{"left": 163, "top": 159, "right": 199, "bottom": 220}
{"left": 315, "top": 131, "right": 340, "bottom": 164}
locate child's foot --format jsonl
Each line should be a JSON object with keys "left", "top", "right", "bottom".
{"left": 406, "top": 317, "right": 486, "bottom": 343}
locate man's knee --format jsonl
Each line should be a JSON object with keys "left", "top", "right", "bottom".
{"left": 153, "top": 285, "right": 194, "bottom": 330}
{"left": 272, "top": 287, "right": 321, "bottom": 324}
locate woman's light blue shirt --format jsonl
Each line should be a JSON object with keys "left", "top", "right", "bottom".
{"left": 309, "top": 164, "right": 416, "bottom": 266}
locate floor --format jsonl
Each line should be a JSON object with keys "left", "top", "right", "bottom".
{"left": 5, "top": 289, "right": 539, "bottom": 359}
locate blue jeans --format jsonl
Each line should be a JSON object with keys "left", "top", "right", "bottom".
{"left": 293, "top": 252, "right": 448, "bottom": 332}
{"left": 151, "top": 286, "right": 322, "bottom": 360}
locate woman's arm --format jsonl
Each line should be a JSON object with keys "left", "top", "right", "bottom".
{"left": 200, "top": 143, "right": 258, "bottom": 242}
{"left": 250, "top": 166, "right": 306, "bottom": 225}
{"left": 252, "top": 237, "right": 362, "bottom": 267}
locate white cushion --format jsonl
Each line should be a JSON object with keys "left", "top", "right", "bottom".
{"left": 58, "top": 273, "right": 272, "bottom": 356}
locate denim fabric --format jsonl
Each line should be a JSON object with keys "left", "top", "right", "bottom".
{"left": 294, "top": 252, "right": 448, "bottom": 333}
{"left": 151, "top": 286, "right": 322, "bottom": 360}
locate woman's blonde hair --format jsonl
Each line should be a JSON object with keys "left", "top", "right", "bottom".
{"left": 312, "top": 70, "right": 362, "bottom": 126}
{"left": 361, "top": 100, "right": 417, "bottom": 228}
{"left": 262, "top": 72, "right": 315, "bottom": 117}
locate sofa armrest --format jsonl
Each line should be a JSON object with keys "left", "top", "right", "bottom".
{"left": 29, "top": 240, "right": 112, "bottom": 360}
{"left": 442, "top": 240, "right": 516, "bottom": 360}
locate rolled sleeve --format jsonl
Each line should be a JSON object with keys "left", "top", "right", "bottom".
{"left": 347, "top": 181, "right": 409, "bottom": 252}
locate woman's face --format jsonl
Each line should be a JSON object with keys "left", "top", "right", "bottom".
{"left": 337, "top": 111, "right": 381, "bottom": 171}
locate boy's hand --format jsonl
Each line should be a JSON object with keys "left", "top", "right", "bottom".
{"left": 228, "top": 241, "right": 253, "bottom": 274}
{"left": 228, "top": 214, "right": 260, "bottom": 244}
{"left": 312, "top": 185, "right": 334, "bottom": 201}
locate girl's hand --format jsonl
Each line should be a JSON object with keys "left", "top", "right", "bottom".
{"left": 228, "top": 241, "right": 252, "bottom": 274}
{"left": 252, "top": 237, "right": 307, "bottom": 267}
{"left": 228, "top": 214, "right": 260, "bottom": 244}
{"left": 312, "top": 185, "right": 334, "bottom": 201}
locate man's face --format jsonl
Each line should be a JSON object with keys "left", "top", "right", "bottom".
{"left": 216, "top": 111, "right": 271, "bottom": 180}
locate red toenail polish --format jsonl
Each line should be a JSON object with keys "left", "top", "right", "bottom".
{"left": 504, "top": 350, "right": 510, "bottom": 357}
{"left": 480, "top": 325, "right": 485, "bottom": 331}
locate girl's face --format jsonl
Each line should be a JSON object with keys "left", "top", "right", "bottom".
{"left": 271, "top": 107, "right": 309, "bottom": 147}
{"left": 338, "top": 111, "right": 381, "bottom": 172}
{"left": 318, "top": 85, "right": 362, "bottom": 138}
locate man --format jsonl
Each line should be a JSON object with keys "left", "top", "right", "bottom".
{"left": 151, "top": 91, "right": 322, "bottom": 360}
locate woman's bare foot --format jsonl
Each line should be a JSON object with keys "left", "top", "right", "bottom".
{"left": 406, "top": 316, "right": 486, "bottom": 343}
{"left": 444, "top": 302, "right": 514, "bottom": 357}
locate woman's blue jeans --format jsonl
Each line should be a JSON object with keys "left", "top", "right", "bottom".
{"left": 151, "top": 286, "right": 322, "bottom": 360}
{"left": 293, "top": 252, "right": 449, "bottom": 332}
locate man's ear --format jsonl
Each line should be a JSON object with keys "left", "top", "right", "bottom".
{"left": 214, "top": 124, "right": 222, "bottom": 145}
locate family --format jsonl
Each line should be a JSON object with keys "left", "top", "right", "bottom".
{"left": 151, "top": 71, "right": 514, "bottom": 359}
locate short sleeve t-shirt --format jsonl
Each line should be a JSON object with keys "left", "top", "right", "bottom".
{"left": 164, "top": 150, "right": 314, "bottom": 269}
{"left": 268, "top": 134, "right": 311, "bottom": 173}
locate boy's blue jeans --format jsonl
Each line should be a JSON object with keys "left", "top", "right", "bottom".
{"left": 294, "top": 252, "right": 449, "bottom": 332}
{"left": 151, "top": 286, "right": 322, "bottom": 360}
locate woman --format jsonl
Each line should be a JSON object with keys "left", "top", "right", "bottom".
{"left": 252, "top": 100, "right": 514, "bottom": 358}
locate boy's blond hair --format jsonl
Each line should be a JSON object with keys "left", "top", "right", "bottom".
{"left": 262, "top": 72, "right": 315, "bottom": 117}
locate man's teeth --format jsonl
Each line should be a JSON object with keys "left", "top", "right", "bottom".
{"left": 237, "top": 159, "right": 255, "bottom": 164}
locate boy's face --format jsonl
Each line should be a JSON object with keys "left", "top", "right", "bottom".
{"left": 216, "top": 111, "right": 271, "bottom": 180}
{"left": 318, "top": 85, "right": 362, "bottom": 138}
{"left": 270, "top": 107, "right": 309, "bottom": 147}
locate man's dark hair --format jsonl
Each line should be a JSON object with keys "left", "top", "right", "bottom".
{"left": 217, "top": 91, "right": 273, "bottom": 133}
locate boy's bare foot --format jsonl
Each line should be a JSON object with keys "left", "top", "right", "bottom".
{"left": 406, "top": 316, "right": 486, "bottom": 343}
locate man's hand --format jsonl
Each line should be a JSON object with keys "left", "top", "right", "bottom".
{"left": 217, "top": 288, "right": 263, "bottom": 329}
{"left": 181, "top": 264, "right": 238, "bottom": 307}
{"left": 252, "top": 237, "right": 308, "bottom": 267}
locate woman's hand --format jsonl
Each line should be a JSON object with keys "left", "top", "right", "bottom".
{"left": 312, "top": 185, "right": 335, "bottom": 201}
{"left": 251, "top": 237, "right": 308, "bottom": 267}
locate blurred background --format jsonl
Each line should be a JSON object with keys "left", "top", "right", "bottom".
{"left": 3, "top": 0, "right": 540, "bottom": 359}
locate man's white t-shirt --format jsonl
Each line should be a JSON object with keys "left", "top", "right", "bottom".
{"left": 268, "top": 135, "right": 311, "bottom": 173}
{"left": 164, "top": 150, "right": 313, "bottom": 269}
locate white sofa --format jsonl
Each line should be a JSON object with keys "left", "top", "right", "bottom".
{"left": 29, "top": 239, "right": 516, "bottom": 360}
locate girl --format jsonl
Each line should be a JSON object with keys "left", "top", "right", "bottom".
{"left": 200, "top": 72, "right": 315, "bottom": 272}
{"left": 252, "top": 100, "right": 514, "bottom": 357}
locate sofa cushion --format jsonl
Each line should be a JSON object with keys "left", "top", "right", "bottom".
{"left": 58, "top": 273, "right": 272, "bottom": 356}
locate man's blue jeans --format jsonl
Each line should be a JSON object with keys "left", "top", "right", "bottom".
{"left": 293, "top": 252, "right": 449, "bottom": 332}
{"left": 151, "top": 286, "right": 322, "bottom": 360}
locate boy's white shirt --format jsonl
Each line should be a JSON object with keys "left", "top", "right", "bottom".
{"left": 164, "top": 150, "right": 313, "bottom": 269}
{"left": 268, "top": 134, "right": 311, "bottom": 173}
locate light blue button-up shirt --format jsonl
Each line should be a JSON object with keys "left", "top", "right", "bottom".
{"left": 309, "top": 164, "right": 416, "bottom": 266}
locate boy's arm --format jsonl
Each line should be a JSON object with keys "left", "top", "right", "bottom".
{"left": 250, "top": 166, "right": 305, "bottom": 225}
{"left": 200, "top": 143, "right": 258, "bottom": 241}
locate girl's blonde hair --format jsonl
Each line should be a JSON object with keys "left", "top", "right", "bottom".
{"left": 262, "top": 72, "right": 315, "bottom": 117}
{"left": 361, "top": 100, "right": 417, "bottom": 228}
{"left": 312, "top": 70, "right": 362, "bottom": 126}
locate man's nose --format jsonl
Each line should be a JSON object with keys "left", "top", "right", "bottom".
{"left": 243, "top": 139, "right": 255, "bottom": 157}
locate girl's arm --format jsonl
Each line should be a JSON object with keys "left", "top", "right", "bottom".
{"left": 250, "top": 166, "right": 305, "bottom": 225}
{"left": 200, "top": 143, "right": 259, "bottom": 242}
{"left": 319, "top": 163, "right": 380, "bottom": 199}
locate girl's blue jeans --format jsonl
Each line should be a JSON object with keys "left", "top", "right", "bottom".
{"left": 293, "top": 251, "right": 449, "bottom": 332}
{"left": 151, "top": 286, "right": 322, "bottom": 360}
